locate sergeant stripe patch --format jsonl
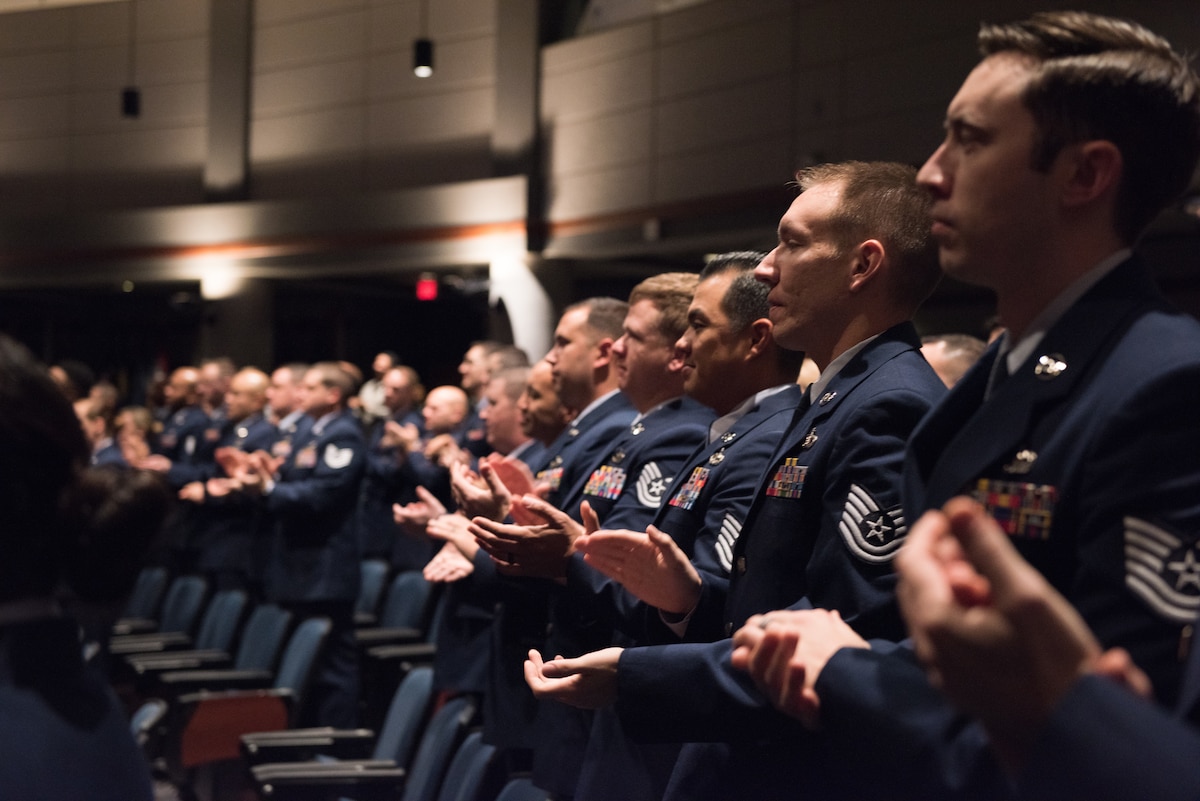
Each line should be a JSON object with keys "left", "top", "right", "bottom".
{"left": 1124, "top": 516, "right": 1200, "bottom": 624}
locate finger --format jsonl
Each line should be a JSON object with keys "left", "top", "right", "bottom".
{"left": 415, "top": 485, "right": 446, "bottom": 515}
{"left": 944, "top": 496, "right": 1041, "bottom": 601}
{"left": 580, "top": 501, "right": 601, "bottom": 535}
{"left": 481, "top": 462, "right": 511, "bottom": 498}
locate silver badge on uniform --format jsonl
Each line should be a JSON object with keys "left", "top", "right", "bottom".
{"left": 1124, "top": 516, "right": 1200, "bottom": 624}
{"left": 839, "top": 484, "right": 907, "bottom": 564}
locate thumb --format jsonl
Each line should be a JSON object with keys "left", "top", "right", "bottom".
{"left": 581, "top": 501, "right": 601, "bottom": 535}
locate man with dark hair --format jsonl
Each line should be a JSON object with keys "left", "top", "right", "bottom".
{"left": 525, "top": 161, "right": 946, "bottom": 800}
{"left": 731, "top": 11, "right": 1200, "bottom": 800}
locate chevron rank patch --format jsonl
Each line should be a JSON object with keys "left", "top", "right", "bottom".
{"left": 765, "top": 458, "right": 806, "bottom": 499}
{"left": 634, "top": 462, "right": 671, "bottom": 507}
{"left": 972, "top": 479, "right": 1057, "bottom": 540}
{"left": 839, "top": 484, "right": 906, "bottom": 564}
{"left": 669, "top": 466, "right": 711, "bottom": 510}
{"left": 715, "top": 513, "right": 742, "bottom": 574}
{"left": 584, "top": 464, "right": 627, "bottom": 500}
{"left": 323, "top": 444, "right": 354, "bottom": 469}
{"left": 1124, "top": 517, "right": 1200, "bottom": 624}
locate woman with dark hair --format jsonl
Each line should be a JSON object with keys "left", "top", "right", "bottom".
{"left": 0, "top": 335, "right": 170, "bottom": 800}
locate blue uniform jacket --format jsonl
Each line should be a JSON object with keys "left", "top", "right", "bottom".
{"left": 539, "top": 391, "right": 637, "bottom": 516}
{"left": 815, "top": 258, "right": 1200, "bottom": 799}
{"left": 613, "top": 323, "right": 945, "bottom": 801}
{"left": 355, "top": 409, "right": 430, "bottom": 568}
{"left": 573, "top": 386, "right": 799, "bottom": 801}
{"left": 193, "top": 413, "right": 280, "bottom": 577}
{"left": 263, "top": 409, "right": 366, "bottom": 604}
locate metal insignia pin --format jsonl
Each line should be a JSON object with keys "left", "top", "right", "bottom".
{"left": 1034, "top": 353, "right": 1067, "bottom": 379}
{"left": 569, "top": 427, "right": 580, "bottom": 437}
{"left": 801, "top": 428, "right": 819, "bottom": 449}
{"left": 819, "top": 391, "right": 837, "bottom": 406}
{"left": 550, "top": 456, "right": 562, "bottom": 468}
{"left": 721, "top": 432, "right": 736, "bottom": 443}
{"left": 1003, "top": 449, "right": 1038, "bottom": 475}
{"left": 611, "top": 450, "right": 625, "bottom": 464}
{"left": 236, "top": 426, "right": 249, "bottom": 439}
{"left": 631, "top": 422, "right": 645, "bottom": 435}
{"left": 709, "top": 449, "right": 726, "bottom": 465}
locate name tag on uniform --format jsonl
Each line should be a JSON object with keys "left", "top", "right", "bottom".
{"left": 972, "top": 479, "right": 1057, "bottom": 540}
{"left": 584, "top": 464, "right": 627, "bottom": 500}
{"left": 670, "top": 466, "right": 711, "bottom": 510}
{"left": 765, "top": 458, "right": 807, "bottom": 499}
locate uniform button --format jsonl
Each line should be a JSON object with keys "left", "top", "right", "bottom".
{"left": 735, "top": 557, "right": 746, "bottom": 575}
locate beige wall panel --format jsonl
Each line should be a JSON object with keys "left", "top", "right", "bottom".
{"left": 137, "top": 0, "right": 208, "bottom": 39}
{"left": 365, "top": 137, "right": 493, "bottom": 189}
{"left": 792, "top": 2, "right": 843, "bottom": 66}
{"left": 0, "top": 133, "right": 69, "bottom": 172}
{"left": 137, "top": 36, "right": 208, "bottom": 85}
{"left": 255, "top": 9, "right": 368, "bottom": 71}
{"left": 655, "top": 10, "right": 790, "bottom": 100}
{"left": 0, "top": 7, "right": 69, "bottom": 51}
{"left": 257, "top": 0, "right": 367, "bottom": 26}
{"left": 72, "top": 125, "right": 206, "bottom": 170}
{"left": 0, "top": 94, "right": 69, "bottom": 137}
{"left": 655, "top": 75, "right": 790, "bottom": 158}
{"left": 547, "top": 107, "right": 652, "bottom": 177}
{"left": 0, "top": 50, "right": 71, "bottom": 95}
{"left": 654, "top": 134, "right": 792, "bottom": 206}
{"left": 252, "top": 106, "right": 365, "bottom": 161}
{"left": 657, "top": 0, "right": 793, "bottom": 44}
{"left": 72, "top": 45, "right": 128, "bottom": 89}
{"left": 543, "top": 20, "right": 651, "bottom": 75}
{"left": 71, "top": 2, "right": 127, "bottom": 47}
{"left": 546, "top": 161, "right": 652, "bottom": 221}
{"left": 369, "top": 86, "right": 494, "bottom": 146}
{"left": 542, "top": 50, "right": 653, "bottom": 125}
{"left": 254, "top": 59, "right": 366, "bottom": 117}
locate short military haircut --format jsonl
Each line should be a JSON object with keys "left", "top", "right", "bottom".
{"left": 567, "top": 297, "right": 630, "bottom": 342}
{"left": 490, "top": 344, "right": 530, "bottom": 371}
{"left": 387, "top": 365, "right": 426, "bottom": 405}
{"left": 492, "top": 366, "right": 531, "bottom": 402}
{"left": 282, "top": 362, "right": 309, "bottom": 385}
{"left": 701, "top": 252, "right": 769, "bottom": 332}
{"left": 796, "top": 161, "right": 941, "bottom": 313}
{"left": 628, "top": 272, "right": 701, "bottom": 343}
{"left": 310, "top": 361, "right": 356, "bottom": 402}
{"left": 979, "top": 11, "right": 1200, "bottom": 242}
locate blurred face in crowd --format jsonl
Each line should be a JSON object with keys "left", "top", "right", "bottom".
{"left": 545, "top": 307, "right": 603, "bottom": 410}
{"left": 754, "top": 181, "right": 851, "bottom": 354}
{"left": 676, "top": 271, "right": 754, "bottom": 412}
{"left": 611, "top": 299, "right": 678, "bottom": 411}
{"left": 480, "top": 376, "right": 526, "bottom": 454}
{"left": 519, "top": 360, "right": 571, "bottom": 446}
{"left": 300, "top": 369, "right": 339, "bottom": 418}
{"left": 162, "top": 367, "right": 199, "bottom": 410}
{"left": 267, "top": 367, "right": 299, "bottom": 417}
{"left": 458, "top": 345, "right": 491, "bottom": 397}
{"left": 422, "top": 386, "right": 468, "bottom": 435}
{"left": 225, "top": 370, "right": 268, "bottom": 422}
{"left": 382, "top": 367, "right": 417, "bottom": 414}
